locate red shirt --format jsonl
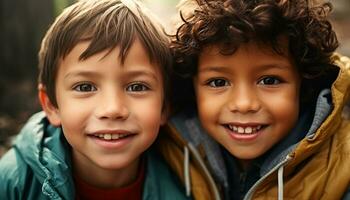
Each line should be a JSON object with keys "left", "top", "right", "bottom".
{"left": 74, "top": 163, "right": 145, "bottom": 200}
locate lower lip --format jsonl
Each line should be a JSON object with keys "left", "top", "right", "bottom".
{"left": 225, "top": 127, "right": 262, "bottom": 142}
{"left": 89, "top": 135, "right": 135, "bottom": 150}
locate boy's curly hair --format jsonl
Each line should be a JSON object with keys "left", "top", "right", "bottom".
{"left": 171, "top": 0, "right": 339, "bottom": 107}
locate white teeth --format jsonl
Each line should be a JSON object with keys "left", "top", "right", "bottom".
{"left": 227, "top": 125, "right": 263, "bottom": 134}
{"left": 104, "top": 134, "right": 112, "bottom": 140}
{"left": 112, "top": 134, "right": 119, "bottom": 139}
{"left": 94, "top": 133, "right": 130, "bottom": 140}
{"left": 237, "top": 127, "right": 244, "bottom": 134}
{"left": 245, "top": 127, "right": 252, "bottom": 134}
{"left": 233, "top": 126, "right": 238, "bottom": 132}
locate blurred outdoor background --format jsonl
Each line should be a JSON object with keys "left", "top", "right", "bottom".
{"left": 0, "top": 0, "right": 349, "bottom": 157}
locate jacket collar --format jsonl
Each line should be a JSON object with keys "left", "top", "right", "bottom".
{"left": 14, "top": 112, "right": 75, "bottom": 199}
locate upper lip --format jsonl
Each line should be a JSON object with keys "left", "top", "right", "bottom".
{"left": 88, "top": 129, "right": 136, "bottom": 135}
{"left": 222, "top": 122, "right": 266, "bottom": 127}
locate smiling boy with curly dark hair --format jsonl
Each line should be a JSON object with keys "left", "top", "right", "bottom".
{"left": 169, "top": 0, "right": 350, "bottom": 199}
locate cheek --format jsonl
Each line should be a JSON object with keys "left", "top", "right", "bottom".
{"left": 56, "top": 97, "right": 91, "bottom": 131}
{"left": 263, "top": 87, "right": 300, "bottom": 125}
{"left": 133, "top": 97, "right": 164, "bottom": 130}
{"left": 59, "top": 111, "right": 88, "bottom": 135}
{"left": 196, "top": 91, "right": 219, "bottom": 123}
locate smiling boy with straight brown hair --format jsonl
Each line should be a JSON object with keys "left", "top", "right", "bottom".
{"left": 0, "top": 0, "right": 196, "bottom": 199}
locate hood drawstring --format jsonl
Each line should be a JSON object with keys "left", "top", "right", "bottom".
{"left": 184, "top": 146, "right": 191, "bottom": 197}
{"left": 277, "top": 165, "right": 284, "bottom": 200}
{"left": 277, "top": 154, "right": 293, "bottom": 200}
{"left": 183, "top": 143, "right": 222, "bottom": 200}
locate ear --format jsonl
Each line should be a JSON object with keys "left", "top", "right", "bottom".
{"left": 38, "top": 84, "right": 61, "bottom": 127}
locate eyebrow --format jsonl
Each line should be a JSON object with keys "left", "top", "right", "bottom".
{"left": 198, "top": 66, "right": 230, "bottom": 73}
{"left": 64, "top": 71, "right": 100, "bottom": 80}
{"left": 64, "top": 69, "right": 160, "bottom": 81}
{"left": 198, "top": 63, "right": 293, "bottom": 73}
{"left": 125, "top": 69, "right": 160, "bottom": 81}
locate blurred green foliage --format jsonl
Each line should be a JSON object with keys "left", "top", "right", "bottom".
{"left": 54, "top": 0, "right": 75, "bottom": 16}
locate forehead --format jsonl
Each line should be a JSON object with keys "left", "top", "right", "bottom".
{"left": 200, "top": 34, "right": 291, "bottom": 60}
{"left": 58, "top": 39, "right": 162, "bottom": 77}
{"left": 198, "top": 40, "right": 295, "bottom": 71}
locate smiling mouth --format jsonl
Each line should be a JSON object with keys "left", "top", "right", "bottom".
{"left": 224, "top": 124, "right": 267, "bottom": 135}
{"left": 91, "top": 132, "right": 135, "bottom": 141}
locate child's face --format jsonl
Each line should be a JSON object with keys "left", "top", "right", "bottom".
{"left": 194, "top": 42, "right": 301, "bottom": 161}
{"left": 46, "top": 38, "right": 165, "bottom": 172}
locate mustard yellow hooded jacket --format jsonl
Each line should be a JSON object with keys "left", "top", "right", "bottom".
{"left": 242, "top": 55, "right": 350, "bottom": 199}
{"left": 162, "top": 54, "right": 350, "bottom": 200}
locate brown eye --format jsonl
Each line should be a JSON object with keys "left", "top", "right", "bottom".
{"left": 74, "top": 83, "right": 97, "bottom": 92}
{"left": 259, "top": 77, "right": 281, "bottom": 85}
{"left": 208, "top": 79, "right": 229, "bottom": 87}
{"left": 126, "top": 83, "right": 149, "bottom": 92}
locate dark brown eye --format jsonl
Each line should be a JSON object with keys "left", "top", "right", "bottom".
{"left": 74, "top": 83, "right": 97, "bottom": 92}
{"left": 259, "top": 77, "right": 281, "bottom": 85}
{"left": 126, "top": 83, "right": 149, "bottom": 92}
{"left": 208, "top": 79, "right": 229, "bottom": 87}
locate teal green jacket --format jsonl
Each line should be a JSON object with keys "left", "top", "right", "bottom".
{"left": 0, "top": 112, "right": 191, "bottom": 200}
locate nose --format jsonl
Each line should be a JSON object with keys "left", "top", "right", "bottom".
{"left": 95, "top": 90, "right": 129, "bottom": 120}
{"left": 227, "top": 84, "right": 261, "bottom": 113}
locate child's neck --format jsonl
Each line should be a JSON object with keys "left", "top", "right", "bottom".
{"left": 237, "top": 159, "right": 253, "bottom": 171}
{"left": 72, "top": 152, "right": 141, "bottom": 189}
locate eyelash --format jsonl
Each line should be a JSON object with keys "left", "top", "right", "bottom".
{"left": 72, "top": 82, "right": 150, "bottom": 93}
{"left": 126, "top": 83, "right": 150, "bottom": 92}
{"left": 258, "top": 76, "right": 282, "bottom": 85}
{"left": 73, "top": 82, "right": 97, "bottom": 92}
{"left": 205, "top": 78, "right": 230, "bottom": 88}
{"left": 204, "top": 76, "right": 283, "bottom": 88}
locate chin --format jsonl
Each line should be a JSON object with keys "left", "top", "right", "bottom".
{"left": 96, "top": 157, "right": 135, "bottom": 170}
{"left": 98, "top": 162, "right": 127, "bottom": 170}
{"left": 235, "top": 154, "right": 260, "bottom": 160}
{"left": 228, "top": 148, "right": 264, "bottom": 160}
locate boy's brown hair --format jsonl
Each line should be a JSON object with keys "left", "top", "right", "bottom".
{"left": 38, "top": 0, "right": 172, "bottom": 108}
{"left": 171, "top": 0, "right": 339, "bottom": 107}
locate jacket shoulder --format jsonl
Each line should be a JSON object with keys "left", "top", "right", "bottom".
{"left": 336, "top": 119, "right": 350, "bottom": 152}
{"left": 0, "top": 148, "right": 48, "bottom": 200}
{"left": 0, "top": 148, "right": 27, "bottom": 199}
